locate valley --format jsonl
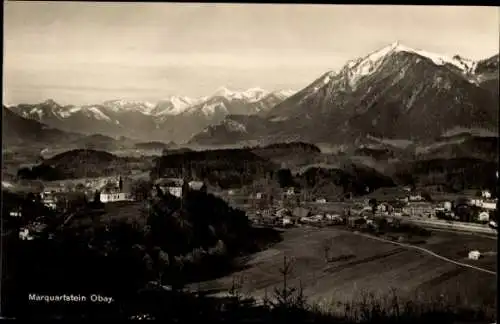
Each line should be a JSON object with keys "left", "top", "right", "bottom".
{"left": 3, "top": 13, "right": 498, "bottom": 321}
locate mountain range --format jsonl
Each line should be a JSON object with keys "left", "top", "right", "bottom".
{"left": 4, "top": 42, "right": 498, "bottom": 148}
{"left": 5, "top": 88, "right": 296, "bottom": 144}
{"left": 190, "top": 42, "right": 499, "bottom": 146}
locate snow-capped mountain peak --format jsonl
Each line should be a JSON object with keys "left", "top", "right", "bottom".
{"left": 82, "top": 106, "right": 112, "bottom": 122}
{"left": 211, "top": 87, "right": 269, "bottom": 102}
{"left": 241, "top": 87, "right": 269, "bottom": 101}
{"left": 102, "top": 99, "right": 156, "bottom": 115}
{"left": 342, "top": 41, "right": 478, "bottom": 90}
{"left": 151, "top": 96, "right": 198, "bottom": 116}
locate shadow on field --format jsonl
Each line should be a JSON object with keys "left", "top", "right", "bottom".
{"left": 327, "top": 254, "right": 356, "bottom": 263}
{"left": 324, "top": 248, "right": 405, "bottom": 273}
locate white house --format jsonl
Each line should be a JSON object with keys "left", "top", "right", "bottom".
{"left": 471, "top": 199, "right": 497, "bottom": 210}
{"left": 478, "top": 211, "right": 490, "bottom": 222}
{"left": 99, "top": 176, "right": 133, "bottom": 203}
{"left": 285, "top": 187, "right": 295, "bottom": 196}
{"left": 325, "top": 214, "right": 342, "bottom": 221}
{"left": 468, "top": 250, "right": 481, "bottom": 260}
{"left": 482, "top": 201, "right": 497, "bottom": 210}
{"left": 409, "top": 194, "right": 423, "bottom": 201}
{"left": 188, "top": 181, "right": 206, "bottom": 191}
{"left": 100, "top": 192, "right": 133, "bottom": 203}
{"left": 155, "top": 178, "right": 184, "bottom": 198}
{"left": 282, "top": 217, "right": 293, "bottom": 226}
{"left": 315, "top": 198, "right": 327, "bottom": 204}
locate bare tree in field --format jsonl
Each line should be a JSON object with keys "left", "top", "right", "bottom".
{"left": 322, "top": 239, "right": 333, "bottom": 263}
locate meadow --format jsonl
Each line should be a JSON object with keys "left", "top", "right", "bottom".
{"left": 189, "top": 227, "right": 497, "bottom": 313}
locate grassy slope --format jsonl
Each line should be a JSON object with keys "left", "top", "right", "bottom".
{"left": 190, "top": 227, "right": 496, "bottom": 311}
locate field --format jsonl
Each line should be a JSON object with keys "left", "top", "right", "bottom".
{"left": 189, "top": 227, "right": 497, "bottom": 311}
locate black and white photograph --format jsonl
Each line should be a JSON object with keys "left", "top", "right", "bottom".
{"left": 1, "top": 2, "right": 499, "bottom": 321}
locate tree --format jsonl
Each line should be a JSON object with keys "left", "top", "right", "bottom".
{"left": 276, "top": 169, "right": 294, "bottom": 188}
{"left": 132, "top": 180, "right": 152, "bottom": 201}
{"left": 156, "top": 250, "right": 170, "bottom": 284}
{"left": 368, "top": 198, "right": 378, "bottom": 214}
{"left": 421, "top": 191, "right": 433, "bottom": 202}
{"left": 17, "top": 167, "right": 33, "bottom": 180}
{"left": 322, "top": 240, "right": 332, "bottom": 263}
{"left": 93, "top": 190, "right": 102, "bottom": 206}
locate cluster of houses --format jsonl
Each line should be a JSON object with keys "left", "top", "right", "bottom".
{"left": 252, "top": 205, "right": 345, "bottom": 227}
{"left": 153, "top": 178, "right": 206, "bottom": 198}
{"left": 11, "top": 175, "right": 208, "bottom": 218}
{"left": 14, "top": 176, "right": 208, "bottom": 240}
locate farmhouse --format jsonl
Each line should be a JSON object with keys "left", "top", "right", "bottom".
{"left": 478, "top": 211, "right": 490, "bottom": 222}
{"left": 154, "top": 178, "right": 184, "bottom": 198}
{"left": 99, "top": 176, "right": 133, "bottom": 203}
{"left": 408, "top": 194, "right": 423, "bottom": 201}
{"left": 468, "top": 250, "right": 481, "bottom": 260}
{"left": 188, "top": 180, "right": 206, "bottom": 192}
{"left": 100, "top": 190, "right": 133, "bottom": 203}
{"left": 282, "top": 217, "right": 293, "bottom": 226}
{"left": 470, "top": 198, "right": 497, "bottom": 211}
{"left": 402, "top": 202, "right": 434, "bottom": 217}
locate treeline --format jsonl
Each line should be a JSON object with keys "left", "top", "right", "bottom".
{"left": 151, "top": 149, "right": 277, "bottom": 189}
{"left": 394, "top": 158, "right": 498, "bottom": 193}
{"left": 16, "top": 149, "right": 152, "bottom": 181}
{"left": 277, "top": 165, "right": 395, "bottom": 197}
{"left": 255, "top": 142, "right": 321, "bottom": 153}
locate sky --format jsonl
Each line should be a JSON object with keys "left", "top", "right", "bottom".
{"left": 3, "top": 2, "right": 499, "bottom": 105}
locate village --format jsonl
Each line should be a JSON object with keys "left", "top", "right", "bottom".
{"left": 5, "top": 170, "right": 498, "bottom": 245}
{"left": 217, "top": 184, "right": 498, "bottom": 230}
{"left": 6, "top": 174, "right": 207, "bottom": 240}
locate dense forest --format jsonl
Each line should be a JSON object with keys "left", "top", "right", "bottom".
{"left": 16, "top": 149, "right": 152, "bottom": 180}
{"left": 151, "top": 148, "right": 277, "bottom": 189}
{"left": 394, "top": 158, "right": 498, "bottom": 194}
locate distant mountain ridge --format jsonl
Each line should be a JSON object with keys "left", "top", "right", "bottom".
{"left": 7, "top": 88, "right": 296, "bottom": 144}
{"left": 190, "top": 42, "right": 499, "bottom": 146}
{"left": 2, "top": 105, "right": 80, "bottom": 147}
